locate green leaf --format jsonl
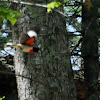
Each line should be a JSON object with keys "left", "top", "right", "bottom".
{"left": 13, "top": 11, "right": 21, "bottom": 17}
{"left": 8, "top": 10, "right": 21, "bottom": 18}
{"left": 8, "top": 12, "right": 16, "bottom": 18}
{"left": 47, "top": 2, "right": 62, "bottom": 9}
{"left": 11, "top": 18, "right": 17, "bottom": 25}
{"left": 7, "top": 16, "right": 17, "bottom": 25}
{"left": 47, "top": 2, "right": 62, "bottom": 13}
{"left": 55, "top": 2, "right": 62, "bottom": 8}
{"left": 64, "top": 0, "right": 69, "bottom": 2}
{"left": 47, "top": 8, "right": 52, "bottom": 13}
{"left": 47, "top": 2, "right": 55, "bottom": 9}
{"left": 0, "top": 7, "right": 21, "bottom": 25}
{"left": 0, "top": 96, "right": 5, "bottom": 100}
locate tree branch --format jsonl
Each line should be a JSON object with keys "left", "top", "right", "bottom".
{"left": 71, "top": 37, "right": 83, "bottom": 55}
{"left": 0, "top": 70, "right": 46, "bottom": 86}
{"left": 1, "top": 0, "right": 68, "bottom": 17}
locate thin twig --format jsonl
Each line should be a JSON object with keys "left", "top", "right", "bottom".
{"left": 84, "top": 17, "right": 94, "bottom": 35}
{"left": 1, "top": 0, "right": 68, "bottom": 17}
{"left": 71, "top": 37, "right": 83, "bottom": 55}
{"left": 0, "top": 70, "right": 46, "bottom": 86}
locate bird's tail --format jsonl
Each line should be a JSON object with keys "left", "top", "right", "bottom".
{"left": 4, "top": 42, "right": 14, "bottom": 50}
{"left": 5, "top": 42, "right": 21, "bottom": 50}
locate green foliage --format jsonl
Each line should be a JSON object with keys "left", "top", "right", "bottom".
{"left": 47, "top": 1, "right": 62, "bottom": 13}
{"left": 0, "top": 7, "right": 21, "bottom": 25}
{"left": 47, "top": 0, "right": 69, "bottom": 13}
{"left": 0, "top": 2, "right": 9, "bottom": 8}
{"left": 64, "top": 0, "right": 69, "bottom": 3}
{"left": 51, "top": 0, "right": 69, "bottom": 3}
{"left": 0, "top": 96, "right": 5, "bottom": 100}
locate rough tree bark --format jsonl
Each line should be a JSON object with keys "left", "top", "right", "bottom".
{"left": 40, "top": 12, "right": 77, "bottom": 100}
{"left": 12, "top": 1, "right": 77, "bottom": 100}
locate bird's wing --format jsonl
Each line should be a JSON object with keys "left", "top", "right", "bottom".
{"left": 20, "top": 33, "right": 35, "bottom": 46}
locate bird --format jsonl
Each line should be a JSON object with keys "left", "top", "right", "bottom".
{"left": 5, "top": 26, "right": 40, "bottom": 53}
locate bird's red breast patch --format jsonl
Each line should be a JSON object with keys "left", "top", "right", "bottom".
{"left": 29, "top": 49, "right": 34, "bottom": 53}
{"left": 26, "top": 37, "right": 35, "bottom": 46}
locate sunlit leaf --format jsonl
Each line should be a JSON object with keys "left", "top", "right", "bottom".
{"left": 47, "top": 8, "right": 52, "bottom": 13}
{"left": 47, "top": 2, "right": 62, "bottom": 8}
{"left": 7, "top": 16, "right": 17, "bottom": 25}
{"left": 47, "top": 2, "right": 55, "bottom": 9}
{"left": 0, "top": 96, "right": 5, "bottom": 100}
{"left": 47, "top": 1, "right": 62, "bottom": 13}
{"left": 55, "top": 2, "right": 62, "bottom": 8}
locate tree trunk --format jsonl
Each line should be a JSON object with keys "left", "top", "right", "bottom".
{"left": 12, "top": 1, "right": 77, "bottom": 100}
{"left": 40, "top": 12, "right": 77, "bottom": 100}
{"left": 82, "top": 0, "right": 99, "bottom": 100}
